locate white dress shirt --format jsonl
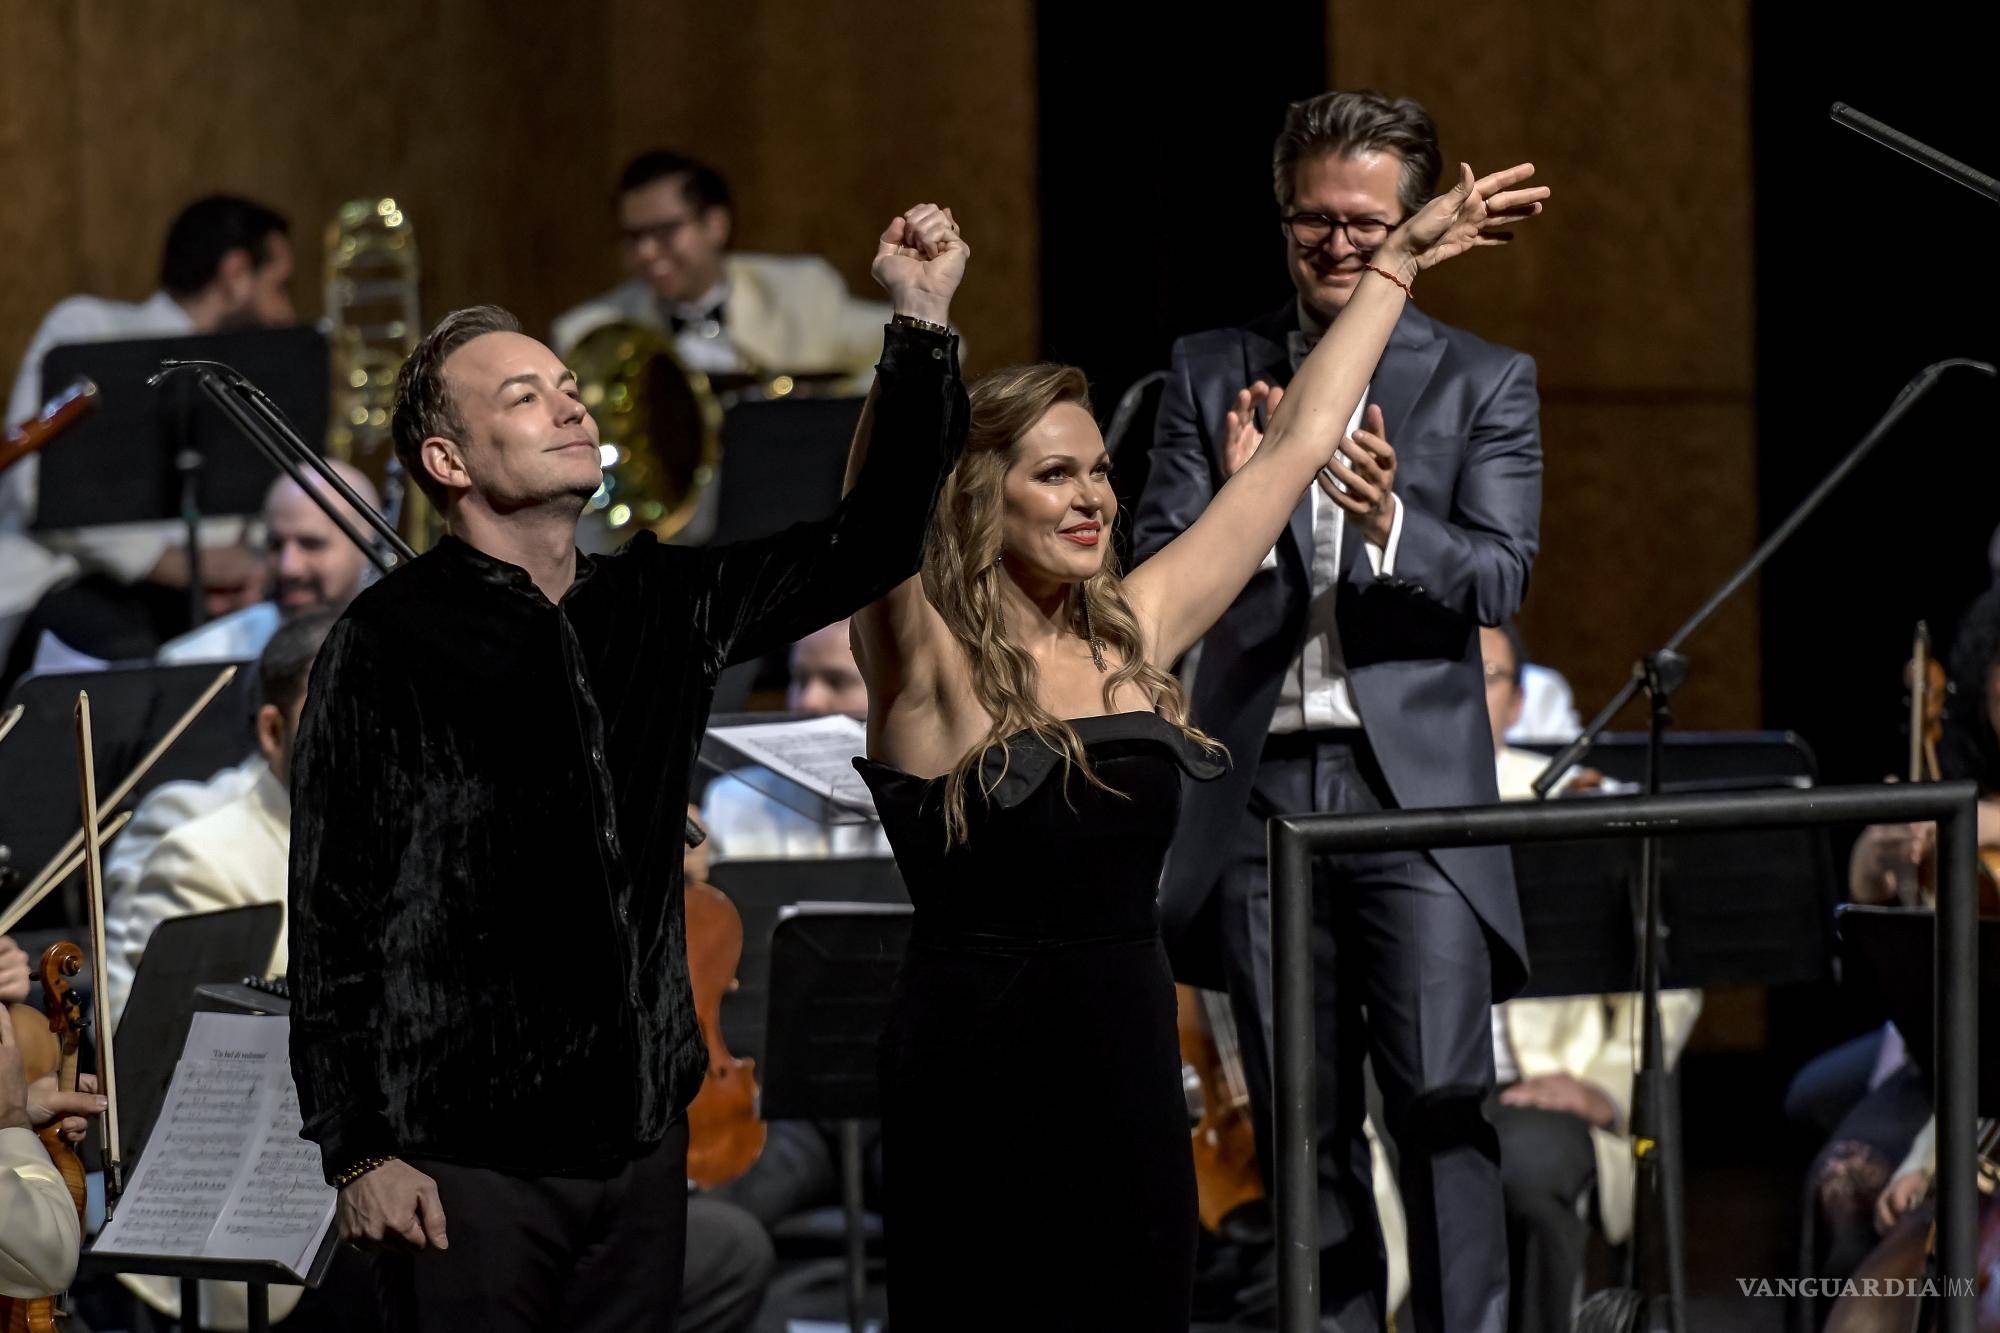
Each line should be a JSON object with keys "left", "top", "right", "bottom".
{"left": 1267, "top": 329, "right": 1406, "bottom": 733}
{"left": 0, "top": 1127, "right": 80, "bottom": 1299}
{"left": 106, "top": 761, "right": 290, "bottom": 1025}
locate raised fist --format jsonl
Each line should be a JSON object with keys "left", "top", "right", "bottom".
{"left": 871, "top": 203, "right": 969, "bottom": 327}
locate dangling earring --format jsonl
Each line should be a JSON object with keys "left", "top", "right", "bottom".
{"left": 1081, "top": 590, "right": 1106, "bottom": 673}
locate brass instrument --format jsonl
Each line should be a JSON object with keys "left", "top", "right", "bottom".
{"left": 566, "top": 321, "right": 723, "bottom": 544}
{"left": 323, "top": 198, "right": 434, "bottom": 548}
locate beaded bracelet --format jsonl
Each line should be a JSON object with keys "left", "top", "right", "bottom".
{"left": 1362, "top": 262, "right": 1415, "bottom": 298}
{"left": 333, "top": 1154, "right": 394, "bottom": 1187}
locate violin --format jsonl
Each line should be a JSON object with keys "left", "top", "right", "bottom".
{"left": 0, "top": 380, "right": 98, "bottom": 480}
{"left": 683, "top": 878, "right": 766, "bottom": 1188}
{"left": 1176, "top": 983, "right": 1264, "bottom": 1234}
{"left": 1904, "top": 623, "right": 2000, "bottom": 915}
{"left": 0, "top": 942, "right": 89, "bottom": 1332}
{"left": 1824, "top": 1118, "right": 2000, "bottom": 1333}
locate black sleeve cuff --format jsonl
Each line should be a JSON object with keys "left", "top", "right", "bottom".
{"left": 877, "top": 321, "right": 959, "bottom": 377}
{"left": 315, "top": 1112, "right": 400, "bottom": 1188}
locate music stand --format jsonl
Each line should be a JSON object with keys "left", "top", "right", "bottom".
{"left": 1512, "top": 732, "right": 1836, "bottom": 998}
{"left": 37, "top": 326, "right": 327, "bottom": 627}
{"left": 761, "top": 903, "right": 914, "bottom": 1333}
{"left": 710, "top": 396, "right": 866, "bottom": 545}
{"left": 115, "top": 904, "right": 285, "bottom": 1166}
{"left": 708, "top": 856, "right": 906, "bottom": 1063}
{"left": 0, "top": 664, "right": 257, "bottom": 928}
{"left": 1837, "top": 906, "right": 2000, "bottom": 1116}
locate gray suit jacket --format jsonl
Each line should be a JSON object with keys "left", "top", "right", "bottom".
{"left": 1133, "top": 301, "right": 1541, "bottom": 997}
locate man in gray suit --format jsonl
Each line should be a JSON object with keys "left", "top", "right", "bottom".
{"left": 1134, "top": 90, "right": 1541, "bottom": 1332}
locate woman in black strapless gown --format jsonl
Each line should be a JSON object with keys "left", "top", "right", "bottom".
{"left": 857, "top": 712, "right": 1223, "bottom": 1326}
{"left": 845, "top": 168, "right": 1545, "bottom": 1330}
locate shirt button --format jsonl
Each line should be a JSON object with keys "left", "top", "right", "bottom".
{"left": 931, "top": 347, "right": 944, "bottom": 360}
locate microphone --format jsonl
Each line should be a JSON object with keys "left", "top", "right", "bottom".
{"left": 1830, "top": 104, "right": 2000, "bottom": 204}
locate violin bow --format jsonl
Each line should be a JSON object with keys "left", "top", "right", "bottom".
{"left": 0, "top": 665, "right": 236, "bottom": 936}
{"left": 74, "top": 692, "right": 124, "bottom": 1204}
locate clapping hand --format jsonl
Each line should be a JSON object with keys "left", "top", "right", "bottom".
{"left": 1317, "top": 404, "right": 1397, "bottom": 547}
{"left": 1220, "top": 382, "right": 1285, "bottom": 478}
{"left": 872, "top": 204, "right": 969, "bottom": 328}
{"left": 1380, "top": 162, "right": 1549, "bottom": 278}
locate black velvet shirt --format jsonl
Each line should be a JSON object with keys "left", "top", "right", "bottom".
{"left": 289, "top": 324, "right": 965, "bottom": 1183}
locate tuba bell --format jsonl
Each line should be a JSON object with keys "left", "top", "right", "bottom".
{"left": 566, "top": 321, "right": 723, "bottom": 544}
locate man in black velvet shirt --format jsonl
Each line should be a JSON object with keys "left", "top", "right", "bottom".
{"left": 288, "top": 204, "right": 968, "bottom": 1329}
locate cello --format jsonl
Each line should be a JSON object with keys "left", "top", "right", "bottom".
{"left": 1823, "top": 1119, "right": 2000, "bottom": 1332}
{"left": 1176, "top": 984, "right": 1264, "bottom": 1233}
{"left": 0, "top": 942, "right": 90, "bottom": 1333}
{"left": 683, "top": 877, "right": 766, "bottom": 1188}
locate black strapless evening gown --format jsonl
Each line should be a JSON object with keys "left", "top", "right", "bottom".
{"left": 854, "top": 711, "right": 1227, "bottom": 1331}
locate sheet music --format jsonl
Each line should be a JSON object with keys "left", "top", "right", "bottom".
{"left": 94, "top": 1012, "right": 335, "bottom": 1275}
{"left": 706, "top": 714, "right": 876, "bottom": 814}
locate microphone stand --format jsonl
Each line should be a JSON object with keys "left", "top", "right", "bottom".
{"left": 1830, "top": 104, "right": 2000, "bottom": 205}
{"left": 150, "top": 360, "right": 412, "bottom": 573}
{"left": 1542, "top": 360, "right": 1994, "bottom": 1333}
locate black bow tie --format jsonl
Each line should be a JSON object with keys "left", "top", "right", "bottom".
{"left": 668, "top": 303, "right": 726, "bottom": 336}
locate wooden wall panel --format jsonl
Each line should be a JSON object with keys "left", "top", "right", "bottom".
{"left": 0, "top": 4, "right": 83, "bottom": 388}
{"left": 1329, "top": 1, "right": 1760, "bottom": 730}
{"left": 0, "top": 1, "right": 1036, "bottom": 417}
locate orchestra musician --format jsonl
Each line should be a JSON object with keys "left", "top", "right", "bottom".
{"left": 0, "top": 1002, "right": 102, "bottom": 1300}
{"left": 105, "top": 609, "right": 336, "bottom": 1023}
{"left": 1, "top": 195, "right": 296, "bottom": 683}
{"left": 100, "top": 463, "right": 379, "bottom": 913}
{"left": 1786, "top": 582, "right": 2000, "bottom": 1320}
{"left": 1480, "top": 622, "right": 1702, "bottom": 1332}
{"left": 551, "top": 149, "right": 893, "bottom": 386}
{"left": 287, "top": 203, "right": 968, "bottom": 1329}
{"left": 699, "top": 618, "right": 890, "bottom": 860}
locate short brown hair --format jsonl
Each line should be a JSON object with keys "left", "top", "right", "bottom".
{"left": 391, "top": 305, "right": 522, "bottom": 508}
{"left": 1273, "top": 90, "right": 1442, "bottom": 221}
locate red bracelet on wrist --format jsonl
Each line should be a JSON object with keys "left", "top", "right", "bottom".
{"left": 1362, "top": 263, "right": 1415, "bottom": 298}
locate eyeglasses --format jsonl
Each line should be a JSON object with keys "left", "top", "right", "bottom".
{"left": 1280, "top": 212, "right": 1394, "bottom": 251}
{"left": 620, "top": 216, "right": 695, "bottom": 251}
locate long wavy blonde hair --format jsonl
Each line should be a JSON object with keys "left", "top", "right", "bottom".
{"left": 923, "top": 362, "right": 1222, "bottom": 841}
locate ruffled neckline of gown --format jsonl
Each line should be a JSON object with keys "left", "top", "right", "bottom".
{"left": 853, "top": 710, "right": 1227, "bottom": 810}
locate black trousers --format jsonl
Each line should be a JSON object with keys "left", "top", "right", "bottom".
{"left": 389, "top": 1119, "right": 691, "bottom": 1332}
{"left": 1493, "top": 1101, "right": 1597, "bottom": 1333}
{"left": 1218, "top": 733, "right": 1507, "bottom": 1333}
